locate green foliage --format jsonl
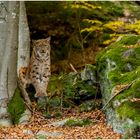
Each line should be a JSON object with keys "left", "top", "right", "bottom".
{"left": 67, "top": 2, "right": 140, "bottom": 47}
{"left": 48, "top": 73, "right": 78, "bottom": 108}
{"left": 7, "top": 87, "right": 26, "bottom": 124}
{"left": 49, "top": 96, "right": 61, "bottom": 107}
{"left": 54, "top": 111, "right": 63, "bottom": 118}
{"left": 103, "top": 20, "right": 140, "bottom": 45}
{"left": 47, "top": 72, "right": 96, "bottom": 111}
{"left": 43, "top": 110, "right": 62, "bottom": 119}
{"left": 64, "top": 118, "right": 92, "bottom": 127}
{"left": 37, "top": 97, "right": 47, "bottom": 110}
{"left": 40, "top": 64, "right": 98, "bottom": 114}
{"left": 26, "top": 1, "right": 140, "bottom": 64}
{"left": 79, "top": 100, "right": 101, "bottom": 112}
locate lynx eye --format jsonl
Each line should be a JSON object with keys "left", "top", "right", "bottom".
{"left": 41, "top": 50, "right": 45, "bottom": 53}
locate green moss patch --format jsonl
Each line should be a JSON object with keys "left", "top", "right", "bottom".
{"left": 117, "top": 101, "right": 140, "bottom": 122}
{"left": 8, "top": 87, "right": 26, "bottom": 124}
{"left": 96, "top": 35, "right": 140, "bottom": 70}
{"left": 97, "top": 35, "right": 140, "bottom": 84}
{"left": 64, "top": 118, "right": 92, "bottom": 127}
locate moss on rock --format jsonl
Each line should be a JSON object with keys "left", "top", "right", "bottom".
{"left": 64, "top": 118, "right": 92, "bottom": 127}
{"left": 117, "top": 101, "right": 140, "bottom": 122}
{"left": 96, "top": 34, "right": 140, "bottom": 138}
{"left": 7, "top": 87, "right": 26, "bottom": 124}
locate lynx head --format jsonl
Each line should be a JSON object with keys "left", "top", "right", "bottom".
{"left": 33, "top": 37, "right": 51, "bottom": 61}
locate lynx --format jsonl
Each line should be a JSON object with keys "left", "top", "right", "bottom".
{"left": 19, "top": 37, "right": 51, "bottom": 100}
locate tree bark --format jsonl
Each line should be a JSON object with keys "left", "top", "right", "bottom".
{"left": 0, "top": 1, "right": 31, "bottom": 126}
{"left": 18, "top": 1, "right": 30, "bottom": 75}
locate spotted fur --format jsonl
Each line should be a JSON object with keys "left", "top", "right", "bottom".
{"left": 19, "top": 37, "right": 51, "bottom": 98}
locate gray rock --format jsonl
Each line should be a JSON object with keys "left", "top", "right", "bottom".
{"left": 23, "top": 129, "right": 34, "bottom": 135}
{"left": 122, "top": 49, "right": 135, "bottom": 58}
{"left": 0, "top": 118, "right": 12, "bottom": 127}
{"left": 36, "top": 130, "right": 63, "bottom": 138}
{"left": 124, "top": 63, "right": 133, "bottom": 72}
{"left": 81, "top": 64, "right": 97, "bottom": 84}
{"left": 19, "top": 109, "right": 31, "bottom": 124}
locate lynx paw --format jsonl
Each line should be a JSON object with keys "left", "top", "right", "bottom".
{"left": 34, "top": 92, "right": 47, "bottom": 98}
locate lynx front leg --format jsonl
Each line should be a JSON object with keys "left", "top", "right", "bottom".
{"left": 32, "top": 81, "right": 48, "bottom": 110}
{"left": 32, "top": 73, "right": 50, "bottom": 98}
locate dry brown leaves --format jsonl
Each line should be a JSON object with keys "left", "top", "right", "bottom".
{"left": 0, "top": 108, "right": 121, "bottom": 139}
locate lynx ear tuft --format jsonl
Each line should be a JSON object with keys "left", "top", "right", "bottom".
{"left": 45, "top": 36, "right": 51, "bottom": 43}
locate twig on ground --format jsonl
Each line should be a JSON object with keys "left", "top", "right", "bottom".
{"left": 70, "top": 63, "right": 78, "bottom": 73}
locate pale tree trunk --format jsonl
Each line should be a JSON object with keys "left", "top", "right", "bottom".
{"left": 0, "top": 1, "right": 31, "bottom": 126}
{"left": 18, "top": 1, "right": 30, "bottom": 74}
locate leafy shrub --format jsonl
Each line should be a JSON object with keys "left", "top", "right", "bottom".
{"left": 47, "top": 70, "right": 97, "bottom": 112}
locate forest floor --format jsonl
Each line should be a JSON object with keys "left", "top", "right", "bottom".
{"left": 0, "top": 105, "right": 122, "bottom": 139}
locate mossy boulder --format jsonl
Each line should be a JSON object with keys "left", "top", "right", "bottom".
{"left": 45, "top": 64, "right": 99, "bottom": 112}
{"left": 7, "top": 87, "right": 26, "bottom": 124}
{"left": 81, "top": 64, "right": 97, "bottom": 85}
{"left": 96, "top": 34, "right": 140, "bottom": 138}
